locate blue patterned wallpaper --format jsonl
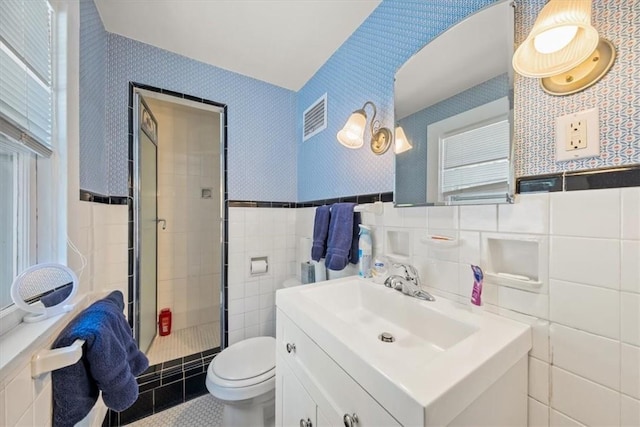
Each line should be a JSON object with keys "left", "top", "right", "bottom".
{"left": 296, "top": 0, "right": 495, "bottom": 202}
{"left": 106, "top": 34, "right": 298, "bottom": 200}
{"left": 79, "top": 0, "right": 297, "bottom": 200}
{"left": 514, "top": 0, "right": 640, "bottom": 176}
{"left": 396, "top": 74, "right": 509, "bottom": 205}
{"left": 298, "top": 0, "right": 640, "bottom": 200}
{"left": 105, "top": 35, "right": 297, "bottom": 200}
{"left": 79, "top": 0, "right": 108, "bottom": 195}
{"left": 81, "top": 0, "right": 640, "bottom": 201}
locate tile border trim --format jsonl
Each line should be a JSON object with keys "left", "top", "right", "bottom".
{"left": 228, "top": 191, "right": 394, "bottom": 208}
{"left": 79, "top": 189, "right": 129, "bottom": 205}
{"left": 517, "top": 165, "right": 640, "bottom": 194}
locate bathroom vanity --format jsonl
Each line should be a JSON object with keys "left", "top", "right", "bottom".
{"left": 275, "top": 277, "right": 531, "bottom": 426}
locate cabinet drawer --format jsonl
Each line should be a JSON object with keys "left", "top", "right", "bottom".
{"left": 278, "top": 310, "right": 401, "bottom": 427}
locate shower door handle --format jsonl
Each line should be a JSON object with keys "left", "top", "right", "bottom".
{"left": 156, "top": 218, "right": 167, "bottom": 230}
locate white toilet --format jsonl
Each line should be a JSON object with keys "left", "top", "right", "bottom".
{"left": 206, "top": 336, "right": 276, "bottom": 426}
{"left": 206, "top": 277, "right": 302, "bottom": 427}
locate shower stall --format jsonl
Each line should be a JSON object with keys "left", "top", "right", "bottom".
{"left": 133, "top": 87, "right": 226, "bottom": 366}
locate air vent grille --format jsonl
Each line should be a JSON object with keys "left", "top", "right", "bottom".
{"left": 303, "top": 93, "right": 327, "bottom": 141}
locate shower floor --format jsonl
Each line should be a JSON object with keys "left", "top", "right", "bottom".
{"left": 146, "top": 322, "right": 220, "bottom": 366}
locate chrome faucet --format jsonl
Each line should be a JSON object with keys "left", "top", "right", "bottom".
{"left": 384, "top": 263, "right": 435, "bottom": 301}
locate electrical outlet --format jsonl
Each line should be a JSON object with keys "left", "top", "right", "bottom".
{"left": 567, "top": 119, "right": 588, "bottom": 150}
{"left": 556, "top": 108, "right": 599, "bottom": 162}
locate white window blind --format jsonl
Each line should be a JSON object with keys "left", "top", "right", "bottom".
{"left": 0, "top": 149, "right": 16, "bottom": 309}
{"left": 0, "top": 0, "right": 53, "bottom": 157}
{"left": 440, "top": 119, "right": 510, "bottom": 194}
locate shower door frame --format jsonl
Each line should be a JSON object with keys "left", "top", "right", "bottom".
{"left": 129, "top": 82, "right": 229, "bottom": 353}
{"left": 133, "top": 93, "right": 159, "bottom": 353}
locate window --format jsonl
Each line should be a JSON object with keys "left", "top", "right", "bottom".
{"left": 427, "top": 97, "right": 511, "bottom": 204}
{"left": 0, "top": 0, "right": 54, "bottom": 312}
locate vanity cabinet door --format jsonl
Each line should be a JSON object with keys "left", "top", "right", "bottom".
{"left": 278, "top": 353, "right": 317, "bottom": 427}
{"left": 277, "top": 310, "right": 402, "bottom": 427}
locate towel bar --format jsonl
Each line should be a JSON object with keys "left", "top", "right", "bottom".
{"left": 31, "top": 339, "right": 85, "bottom": 378}
{"left": 353, "top": 201, "right": 383, "bottom": 215}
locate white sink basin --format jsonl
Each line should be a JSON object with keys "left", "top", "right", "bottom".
{"left": 276, "top": 276, "right": 531, "bottom": 426}
{"left": 301, "top": 280, "right": 476, "bottom": 366}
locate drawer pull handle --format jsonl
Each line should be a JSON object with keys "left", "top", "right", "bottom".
{"left": 300, "top": 417, "right": 312, "bottom": 427}
{"left": 286, "top": 343, "right": 296, "bottom": 353}
{"left": 343, "top": 413, "right": 359, "bottom": 426}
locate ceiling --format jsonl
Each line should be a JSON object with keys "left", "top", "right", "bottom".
{"left": 94, "top": 0, "right": 381, "bottom": 91}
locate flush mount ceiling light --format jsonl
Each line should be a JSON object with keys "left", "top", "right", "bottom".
{"left": 512, "top": 0, "right": 616, "bottom": 95}
{"left": 394, "top": 125, "right": 413, "bottom": 154}
{"left": 337, "top": 101, "right": 393, "bottom": 155}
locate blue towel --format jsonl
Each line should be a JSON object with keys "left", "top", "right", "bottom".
{"left": 311, "top": 205, "right": 331, "bottom": 261}
{"left": 52, "top": 291, "right": 149, "bottom": 427}
{"left": 41, "top": 283, "right": 73, "bottom": 307}
{"left": 325, "top": 203, "right": 361, "bottom": 270}
{"left": 350, "top": 211, "right": 362, "bottom": 264}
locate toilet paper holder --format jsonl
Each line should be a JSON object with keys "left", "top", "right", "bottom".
{"left": 250, "top": 256, "right": 269, "bottom": 275}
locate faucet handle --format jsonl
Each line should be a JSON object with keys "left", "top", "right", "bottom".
{"left": 392, "top": 263, "right": 410, "bottom": 277}
{"left": 393, "top": 263, "right": 417, "bottom": 279}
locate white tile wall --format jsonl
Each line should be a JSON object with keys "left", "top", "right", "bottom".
{"left": 550, "top": 189, "right": 620, "bottom": 238}
{"left": 621, "top": 344, "right": 640, "bottom": 399}
{"left": 290, "top": 187, "right": 639, "bottom": 427}
{"left": 227, "top": 206, "right": 296, "bottom": 345}
{"left": 550, "top": 409, "right": 586, "bottom": 427}
{"left": 550, "top": 237, "right": 620, "bottom": 289}
{"left": 621, "top": 292, "right": 640, "bottom": 346}
{"left": 621, "top": 395, "right": 640, "bottom": 427}
{"left": 550, "top": 324, "right": 620, "bottom": 390}
{"left": 549, "top": 280, "right": 620, "bottom": 339}
{"left": 621, "top": 240, "right": 640, "bottom": 294}
{"left": 528, "top": 397, "right": 550, "bottom": 427}
{"left": 91, "top": 204, "right": 129, "bottom": 304}
{"left": 551, "top": 367, "right": 620, "bottom": 427}
{"left": 528, "top": 357, "right": 549, "bottom": 405}
{"left": 621, "top": 188, "right": 640, "bottom": 240}
{"left": 499, "top": 193, "right": 549, "bottom": 234}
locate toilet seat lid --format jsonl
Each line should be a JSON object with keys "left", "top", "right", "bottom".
{"left": 213, "top": 336, "right": 275, "bottom": 381}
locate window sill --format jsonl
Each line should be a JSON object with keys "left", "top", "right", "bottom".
{"left": 0, "top": 292, "right": 97, "bottom": 385}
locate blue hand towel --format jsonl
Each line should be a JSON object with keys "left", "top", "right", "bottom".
{"left": 311, "top": 205, "right": 331, "bottom": 261}
{"left": 52, "top": 291, "right": 149, "bottom": 427}
{"left": 350, "top": 211, "right": 362, "bottom": 265}
{"left": 325, "top": 203, "right": 360, "bottom": 271}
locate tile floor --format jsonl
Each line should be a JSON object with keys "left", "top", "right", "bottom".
{"left": 146, "top": 322, "right": 220, "bottom": 366}
{"left": 126, "top": 394, "right": 223, "bottom": 426}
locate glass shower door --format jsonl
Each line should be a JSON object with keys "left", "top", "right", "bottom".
{"left": 136, "top": 95, "right": 158, "bottom": 353}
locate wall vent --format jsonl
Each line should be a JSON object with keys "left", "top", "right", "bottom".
{"left": 302, "top": 93, "right": 327, "bottom": 141}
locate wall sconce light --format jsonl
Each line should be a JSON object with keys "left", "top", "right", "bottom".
{"left": 512, "top": 0, "right": 615, "bottom": 95}
{"left": 394, "top": 126, "right": 412, "bottom": 154}
{"left": 337, "top": 101, "right": 393, "bottom": 155}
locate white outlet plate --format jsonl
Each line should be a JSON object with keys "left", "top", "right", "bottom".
{"left": 556, "top": 108, "right": 599, "bottom": 162}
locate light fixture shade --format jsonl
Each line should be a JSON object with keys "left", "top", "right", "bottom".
{"left": 513, "top": 0, "right": 599, "bottom": 78}
{"left": 337, "top": 110, "right": 366, "bottom": 149}
{"left": 394, "top": 126, "right": 412, "bottom": 154}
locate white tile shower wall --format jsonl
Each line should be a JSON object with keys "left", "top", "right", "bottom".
{"left": 148, "top": 99, "right": 221, "bottom": 331}
{"left": 295, "top": 187, "right": 640, "bottom": 427}
{"left": 227, "top": 207, "right": 297, "bottom": 345}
